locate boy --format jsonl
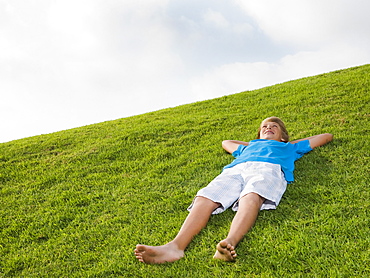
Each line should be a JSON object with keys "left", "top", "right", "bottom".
{"left": 135, "top": 117, "right": 333, "bottom": 263}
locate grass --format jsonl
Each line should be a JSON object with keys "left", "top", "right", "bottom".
{"left": 0, "top": 64, "right": 369, "bottom": 277}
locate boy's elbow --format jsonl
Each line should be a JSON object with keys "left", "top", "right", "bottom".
{"left": 222, "top": 140, "right": 235, "bottom": 153}
{"left": 222, "top": 140, "right": 230, "bottom": 149}
{"left": 310, "top": 133, "right": 333, "bottom": 149}
{"left": 320, "top": 133, "right": 334, "bottom": 147}
{"left": 325, "top": 133, "right": 334, "bottom": 142}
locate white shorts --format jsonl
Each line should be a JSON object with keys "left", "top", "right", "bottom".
{"left": 187, "top": 161, "right": 287, "bottom": 214}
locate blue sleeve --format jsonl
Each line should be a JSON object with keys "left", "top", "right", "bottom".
{"left": 232, "top": 144, "right": 248, "bottom": 158}
{"left": 294, "top": 140, "right": 313, "bottom": 160}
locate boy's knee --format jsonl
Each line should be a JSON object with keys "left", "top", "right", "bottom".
{"left": 240, "top": 193, "right": 265, "bottom": 207}
{"left": 194, "top": 196, "right": 220, "bottom": 208}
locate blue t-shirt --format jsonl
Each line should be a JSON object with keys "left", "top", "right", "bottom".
{"left": 223, "top": 139, "right": 313, "bottom": 183}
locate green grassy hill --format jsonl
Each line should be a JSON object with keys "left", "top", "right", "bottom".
{"left": 1, "top": 65, "right": 369, "bottom": 277}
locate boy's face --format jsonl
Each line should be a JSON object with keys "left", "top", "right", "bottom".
{"left": 259, "top": 121, "right": 283, "bottom": 142}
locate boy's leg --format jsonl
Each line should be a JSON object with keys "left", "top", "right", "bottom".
{"left": 214, "top": 193, "right": 264, "bottom": 261}
{"left": 135, "top": 196, "right": 219, "bottom": 264}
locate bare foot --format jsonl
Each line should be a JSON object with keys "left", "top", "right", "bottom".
{"left": 213, "top": 239, "right": 237, "bottom": 262}
{"left": 134, "top": 242, "right": 184, "bottom": 264}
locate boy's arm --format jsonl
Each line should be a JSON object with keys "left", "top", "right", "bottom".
{"left": 222, "top": 140, "right": 249, "bottom": 154}
{"left": 290, "top": 133, "right": 333, "bottom": 149}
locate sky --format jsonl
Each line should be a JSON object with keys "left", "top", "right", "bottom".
{"left": 1, "top": 0, "right": 369, "bottom": 143}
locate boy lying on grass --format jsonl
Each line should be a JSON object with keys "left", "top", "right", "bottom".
{"left": 135, "top": 117, "right": 333, "bottom": 264}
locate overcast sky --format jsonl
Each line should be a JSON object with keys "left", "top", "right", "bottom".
{"left": 1, "top": 0, "right": 369, "bottom": 143}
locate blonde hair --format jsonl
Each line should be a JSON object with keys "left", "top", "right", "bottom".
{"left": 256, "top": 117, "right": 289, "bottom": 142}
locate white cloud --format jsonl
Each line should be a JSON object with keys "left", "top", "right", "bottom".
{"left": 0, "top": 0, "right": 369, "bottom": 143}
{"left": 190, "top": 43, "right": 370, "bottom": 100}
{"left": 0, "top": 0, "right": 186, "bottom": 142}
{"left": 203, "top": 9, "right": 229, "bottom": 29}
{"left": 235, "top": 0, "right": 370, "bottom": 47}
{"left": 188, "top": 0, "right": 370, "bottom": 100}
